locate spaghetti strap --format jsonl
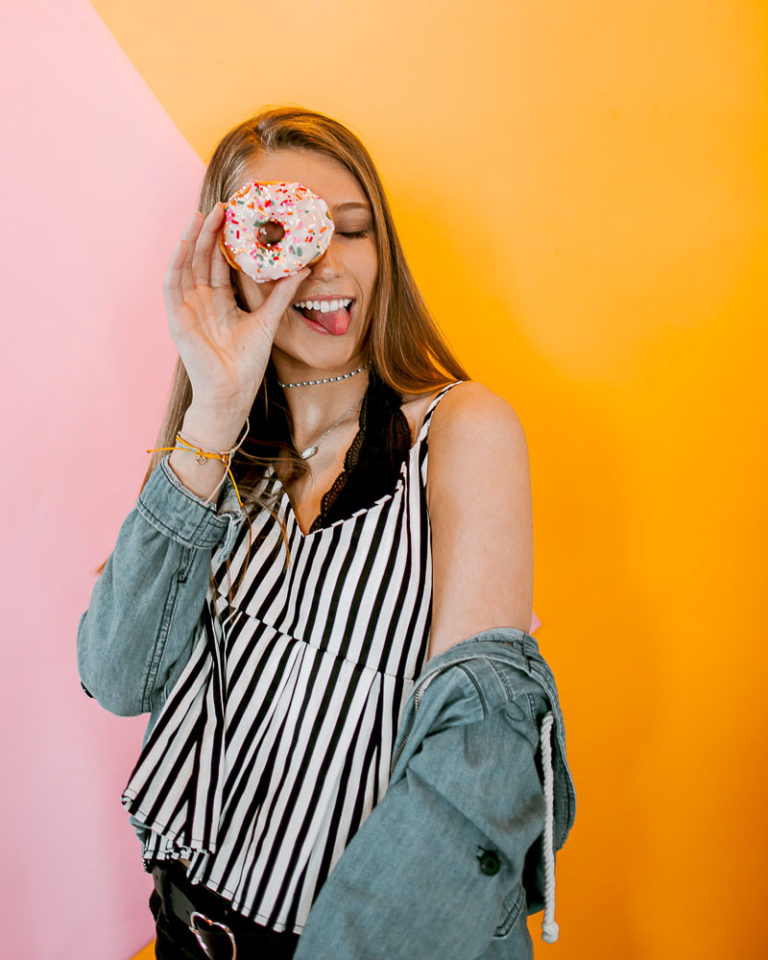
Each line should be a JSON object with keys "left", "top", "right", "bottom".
{"left": 415, "top": 380, "right": 464, "bottom": 445}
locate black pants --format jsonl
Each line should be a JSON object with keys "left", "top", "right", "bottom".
{"left": 150, "top": 860, "right": 300, "bottom": 959}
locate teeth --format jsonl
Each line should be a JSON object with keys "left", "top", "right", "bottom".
{"left": 293, "top": 298, "right": 353, "bottom": 311}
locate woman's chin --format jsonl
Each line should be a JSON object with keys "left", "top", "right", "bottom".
{"left": 271, "top": 340, "right": 365, "bottom": 378}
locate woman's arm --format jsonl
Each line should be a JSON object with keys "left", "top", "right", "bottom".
{"left": 78, "top": 202, "right": 310, "bottom": 717}
{"left": 426, "top": 381, "right": 534, "bottom": 659}
{"left": 76, "top": 454, "right": 245, "bottom": 717}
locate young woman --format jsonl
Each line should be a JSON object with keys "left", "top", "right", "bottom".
{"left": 77, "top": 107, "right": 569, "bottom": 960}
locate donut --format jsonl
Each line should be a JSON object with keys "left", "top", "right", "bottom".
{"left": 219, "top": 180, "right": 334, "bottom": 282}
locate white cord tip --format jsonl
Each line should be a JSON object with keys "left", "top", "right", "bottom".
{"left": 541, "top": 919, "right": 560, "bottom": 943}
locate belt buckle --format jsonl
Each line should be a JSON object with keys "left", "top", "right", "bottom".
{"left": 189, "top": 910, "right": 237, "bottom": 960}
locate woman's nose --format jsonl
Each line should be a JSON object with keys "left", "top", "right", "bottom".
{"left": 310, "top": 238, "right": 343, "bottom": 278}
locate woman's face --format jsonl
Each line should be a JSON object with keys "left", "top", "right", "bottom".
{"left": 233, "top": 148, "right": 378, "bottom": 377}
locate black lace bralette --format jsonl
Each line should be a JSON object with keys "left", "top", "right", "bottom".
{"left": 307, "top": 369, "right": 412, "bottom": 533}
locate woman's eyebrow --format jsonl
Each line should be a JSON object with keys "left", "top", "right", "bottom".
{"left": 331, "top": 201, "right": 371, "bottom": 213}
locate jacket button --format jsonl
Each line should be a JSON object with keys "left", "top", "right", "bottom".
{"left": 478, "top": 850, "right": 501, "bottom": 876}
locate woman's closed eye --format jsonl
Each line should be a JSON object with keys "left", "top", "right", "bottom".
{"left": 337, "top": 229, "right": 369, "bottom": 239}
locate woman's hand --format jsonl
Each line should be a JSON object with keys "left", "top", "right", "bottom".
{"left": 164, "top": 203, "right": 309, "bottom": 413}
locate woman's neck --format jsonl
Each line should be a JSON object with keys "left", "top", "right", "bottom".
{"left": 274, "top": 361, "right": 371, "bottom": 445}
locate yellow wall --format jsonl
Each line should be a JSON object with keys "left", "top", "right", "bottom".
{"left": 98, "top": 0, "right": 768, "bottom": 956}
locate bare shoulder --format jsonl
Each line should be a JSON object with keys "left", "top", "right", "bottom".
{"left": 427, "top": 381, "right": 529, "bottom": 473}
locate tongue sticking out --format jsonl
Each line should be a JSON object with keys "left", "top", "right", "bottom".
{"left": 301, "top": 306, "right": 351, "bottom": 336}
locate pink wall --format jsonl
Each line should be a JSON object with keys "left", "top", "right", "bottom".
{"left": 0, "top": 1, "right": 202, "bottom": 956}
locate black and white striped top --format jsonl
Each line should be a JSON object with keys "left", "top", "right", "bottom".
{"left": 121, "top": 381, "right": 460, "bottom": 934}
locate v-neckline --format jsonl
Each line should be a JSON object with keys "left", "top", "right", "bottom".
{"left": 268, "top": 397, "right": 368, "bottom": 537}
{"left": 267, "top": 381, "right": 458, "bottom": 538}
{"left": 267, "top": 420, "right": 414, "bottom": 540}
{"left": 267, "top": 433, "right": 363, "bottom": 538}
{"left": 272, "top": 469, "right": 405, "bottom": 539}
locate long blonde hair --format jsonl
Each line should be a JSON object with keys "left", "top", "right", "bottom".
{"left": 99, "top": 106, "right": 470, "bottom": 593}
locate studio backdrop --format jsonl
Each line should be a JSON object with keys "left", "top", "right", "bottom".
{"left": 1, "top": 0, "right": 765, "bottom": 958}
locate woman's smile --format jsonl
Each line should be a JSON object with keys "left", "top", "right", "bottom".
{"left": 291, "top": 295, "right": 356, "bottom": 336}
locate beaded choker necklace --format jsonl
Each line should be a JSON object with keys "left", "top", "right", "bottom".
{"left": 277, "top": 363, "right": 369, "bottom": 389}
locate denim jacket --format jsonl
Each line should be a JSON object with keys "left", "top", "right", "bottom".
{"left": 77, "top": 453, "right": 247, "bottom": 731}
{"left": 294, "top": 629, "right": 575, "bottom": 960}
{"left": 77, "top": 455, "right": 576, "bottom": 957}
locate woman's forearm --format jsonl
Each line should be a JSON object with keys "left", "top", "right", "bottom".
{"left": 168, "top": 401, "right": 251, "bottom": 501}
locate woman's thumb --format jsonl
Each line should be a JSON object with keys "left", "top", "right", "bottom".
{"left": 261, "top": 268, "right": 312, "bottom": 320}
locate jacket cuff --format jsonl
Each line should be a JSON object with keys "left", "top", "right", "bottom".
{"left": 136, "top": 453, "right": 246, "bottom": 551}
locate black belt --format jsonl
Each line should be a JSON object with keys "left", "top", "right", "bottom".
{"left": 152, "top": 864, "right": 295, "bottom": 960}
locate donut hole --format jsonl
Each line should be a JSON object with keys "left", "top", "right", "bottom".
{"left": 256, "top": 220, "right": 286, "bottom": 246}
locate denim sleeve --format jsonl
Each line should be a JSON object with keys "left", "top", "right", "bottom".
{"left": 294, "top": 695, "right": 548, "bottom": 960}
{"left": 76, "top": 454, "right": 246, "bottom": 717}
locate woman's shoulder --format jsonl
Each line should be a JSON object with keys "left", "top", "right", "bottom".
{"left": 411, "top": 380, "right": 526, "bottom": 448}
{"left": 422, "top": 380, "right": 530, "bottom": 489}
{"left": 399, "top": 379, "right": 520, "bottom": 442}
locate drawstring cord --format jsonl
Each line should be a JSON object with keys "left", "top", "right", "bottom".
{"left": 539, "top": 711, "right": 559, "bottom": 943}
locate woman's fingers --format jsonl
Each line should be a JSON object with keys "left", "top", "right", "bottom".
{"left": 163, "top": 237, "right": 188, "bottom": 315}
{"left": 164, "top": 212, "right": 201, "bottom": 314}
{"left": 189, "top": 204, "right": 241, "bottom": 319}
{"left": 192, "top": 204, "right": 225, "bottom": 288}
{"left": 255, "top": 268, "right": 311, "bottom": 335}
{"left": 210, "top": 239, "right": 233, "bottom": 290}
{"left": 211, "top": 210, "right": 234, "bottom": 300}
{"left": 165, "top": 210, "right": 234, "bottom": 321}
{"left": 165, "top": 205, "right": 312, "bottom": 356}
{"left": 179, "top": 212, "right": 203, "bottom": 297}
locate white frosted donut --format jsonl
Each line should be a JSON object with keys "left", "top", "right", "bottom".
{"left": 219, "top": 180, "right": 334, "bottom": 282}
